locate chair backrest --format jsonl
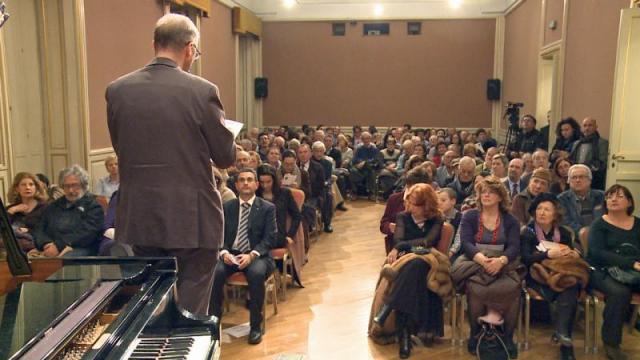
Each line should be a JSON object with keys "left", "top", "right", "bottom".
{"left": 578, "top": 227, "right": 589, "bottom": 255}
{"left": 437, "top": 222, "right": 454, "bottom": 255}
{"left": 289, "top": 188, "right": 305, "bottom": 211}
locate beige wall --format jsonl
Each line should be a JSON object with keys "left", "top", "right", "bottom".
{"left": 85, "top": 0, "right": 237, "bottom": 150}
{"left": 561, "top": 0, "right": 629, "bottom": 139}
{"left": 85, "top": 0, "right": 163, "bottom": 150}
{"left": 503, "top": 0, "right": 541, "bottom": 119}
{"left": 200, "top": 1, "right": 236, "bottom": 119}
{"left": 543, "top": 0, "right": 564, "bottom": 46}
{"left": 262, "top": 19, "right": 496, "bottom": 128}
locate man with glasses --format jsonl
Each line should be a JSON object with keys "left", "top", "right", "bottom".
{"left": 106, "top": 13, "right": 235, "bottom": 316}
{"left": 558, "top": 164, "right": 605, "bottom": 233}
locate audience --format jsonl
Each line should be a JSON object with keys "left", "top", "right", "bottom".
{"left": 520, "top": 193, "right": 585, "bottom": 360}
{"left": 503, "top": 158, "right": 527, "bottom": 200}
{"left": 373, "top": 183, "right": 445, "bottom": 358}
{"left": 452, "top": 176, "right": 521, "bottom": 358}
{"left": 95, "top": 155, "right": 119, "bottom": 203}
{"left": 6, "top": 172, "right": 49, "bottom": 252}
{"left": 311, "top": 141, "right": 335, "bottom": 233}
{"left": 512, "top": 168, "right": 552, "bottom": 225}
{"left": 550, "top": 157, "right": 572, "bottom": 195}
{"left": 558, "top": 164, "right": 605, "bottom": 233}
{"left": 506, "top": 114, "right": 546, "bottom": 158}
{"left": 350, "top": 132, "right": 381, "bottom": 198}
{"left": 551, "top": 117, "right": 581, "bottom": 163}
{"left": 446, "top": 156, "right": 476, "bottom": 205}
{"left": 380, "top": 168, "right": 430, "bottom": 254}
{"left": 490, "top": 153, "right": 508, "bottom": 179}
{"left": 569, "top": 117, "right": 609, "bottom": 190}
{"left": 435, "top": 150, "right": 456, "bottom": 188}
{"left": 33, "top": 165, "right": 104, "bottom": 257}
{"left": 587, "top": 184, "right": 639, "bottom": 360}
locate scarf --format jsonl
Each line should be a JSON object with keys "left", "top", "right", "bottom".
{"left": 534, "top": 222, "right": 561, "bottom": 243}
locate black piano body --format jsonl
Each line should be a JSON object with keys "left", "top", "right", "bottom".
{"left": 0, "top": 257, "right": 221, "bottom": 360}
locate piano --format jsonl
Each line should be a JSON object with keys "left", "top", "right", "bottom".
{"left": 0, "top": 198, "right": 221, "bottom": 360}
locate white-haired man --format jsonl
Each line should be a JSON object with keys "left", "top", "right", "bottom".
{"left": 558, "top": 164, "right": 605, "bottom": 233}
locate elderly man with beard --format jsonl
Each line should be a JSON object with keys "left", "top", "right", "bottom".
{"left": 446, "top": 156, "right": 477, "bottom": 206}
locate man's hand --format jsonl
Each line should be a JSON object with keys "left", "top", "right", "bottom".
{"left": 43, "top": 243, "right": 60, "bottom": 257}
{"left": 355, "top": 161, "right": 365, "bottom": 170}
{"left": 237, "top": 254, "right": 253, "bottom": 270}
{"left": 634, "top": 261, "right": 640, "bottom": 272}
{"left": 222, "top": 252, "right": 237, "bottom": 266}
{"left": 389, "top": 223, "right": 396, "bottom": 234}
{"left": 286, "top": 236, "right": 294, "bottom": 245}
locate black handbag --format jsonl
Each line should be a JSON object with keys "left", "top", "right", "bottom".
{"left": 607, "top": 243, "right": 640, "bottom": 285}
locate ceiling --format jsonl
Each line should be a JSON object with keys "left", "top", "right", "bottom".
{"left": 225, "top": 0, "right": 519, "bottom": 21}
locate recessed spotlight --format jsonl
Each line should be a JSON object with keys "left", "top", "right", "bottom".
{"left": 373, "top": 4, "right": 384, "bottom": 17}
{"left": 283, "top": 0, "right": 296, "bottom": 9}
{"left": 450, "top": 0, "right": 462, "bottom": 9}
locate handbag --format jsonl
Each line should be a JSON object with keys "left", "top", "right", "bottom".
{"left": 607, "top": 242, "right": 640, "bottom": 285}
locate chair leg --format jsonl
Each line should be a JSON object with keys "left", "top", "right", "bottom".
{"left": 458, "top": 294, "right": 466, "bottom": 346}
{"left": 517, "top": 291, "right": 523, "bottom": 349}
{"left": 450, "top": 296, "right": 457, "bottom": 346}
{"left": 628, "top": 304, "right": 638, "bottom": 334}
{"left": 524, "top": 290, "right": 531, "bottom": 351}
{"left": 584, "top": 296, "right": 592, "bottom": 355}
{"left": 271, "top": 277, "right": 278, "bottom": 315}
{"left": 593, "top": 297, "right": 601, "bottom": 354}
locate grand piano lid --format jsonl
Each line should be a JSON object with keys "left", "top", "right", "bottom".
{"left": 0, "top": 278, "right": 100, "bottom": 359}
{"left": 45, "top": 263, "right": 149, "bottom": 282}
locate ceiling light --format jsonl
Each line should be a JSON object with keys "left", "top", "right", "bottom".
{"left": 283, "top": 0, "right": 296, "bottom": 9}
{"left": 450, "top": 0, "right": 462, "bottom": 9}
{"left": 373, "top": 4, "right": 384, "bottom": 17}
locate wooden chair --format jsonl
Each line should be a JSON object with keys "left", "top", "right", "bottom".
{"left": 224, "top": 272, "right": 278, "bottom": 332}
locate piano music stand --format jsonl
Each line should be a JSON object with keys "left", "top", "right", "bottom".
{"left": 0, "top": 197, "right": 32, "bottom": 276}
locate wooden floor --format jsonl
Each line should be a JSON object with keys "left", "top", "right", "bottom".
{"left": 219, "top": 200, "right": 640, "bottom": 360}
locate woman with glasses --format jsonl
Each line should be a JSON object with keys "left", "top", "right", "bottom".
{"left": 372, "top": 183, "right": 445, "bottom": 358}
{"left": 588, "top": 184, "right": 640, "bottom": 360}
{"left": 452, "top": 176, "right": 522, "bottom": 358}
{"left": 521, "top": 193, "right": 585, "bottom": 360}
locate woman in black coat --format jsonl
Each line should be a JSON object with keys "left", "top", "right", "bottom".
{"left": 521, "top": 193, "right": 582, "bottom": 360}
{"left": 257, "top": 164, "right": 303, "bottom": 283}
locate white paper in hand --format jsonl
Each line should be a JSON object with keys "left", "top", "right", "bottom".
{"left": 224, "top": 119, "right": 244, "bottom": 138}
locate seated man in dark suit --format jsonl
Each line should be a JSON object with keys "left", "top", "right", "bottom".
{"left": 297, "top": 144, "right": 328, "bottom": 232}
{"left": 210, "top": 168, "right": 276, "bottom": 345}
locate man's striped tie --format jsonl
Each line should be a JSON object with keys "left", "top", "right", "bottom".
{"left": 234, "top": 202, "right": 251, "bottom": 253}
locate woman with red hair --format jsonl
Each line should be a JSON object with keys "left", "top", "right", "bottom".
{"left": 373, "top": 183, "right": 444, "bottom": 358}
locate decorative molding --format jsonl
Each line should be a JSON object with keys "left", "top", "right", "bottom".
{"left": 88, "top": 147, "right": 115, "bottom": 192}
{"left": 0, "top": 20, "right": 12, "bottom": 173}
{"left": 73, "top": 0, "right": 90, "bottom": 170}
{"left": 504, "top": 0, "right": 527, "bottom": 16}
{"left": 539, "top": 39, "right": 562, "bottom": 54}
{"left": 0, "top": 169, "right": 9, "bottom": 203}
{"left": 233, "top": 6, "right": 262, "bottom": 37}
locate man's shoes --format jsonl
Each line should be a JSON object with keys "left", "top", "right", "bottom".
{"left": 604, "top": 344, "right": 628, "bottom": 360}
{"left": 336, "top": 203, "right": 348, "bottom": 211}
{"left": 248, "top": 328, "right": 263, "bottom": 345}
{"left": 467, "top": 336, "right": 478, "bottom": 356}
{"left": 398, "top": 327, "right": 411, "bottom": 359}
{"left": 323, "top": 225, "right": 333, "bottom": 233}
{"left": 505, "top": 338, "right": 518, "bottom": 359}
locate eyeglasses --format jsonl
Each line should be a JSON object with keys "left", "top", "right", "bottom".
{"left": 62, "top": 183, "right": 82, "bottom": 190}
{"left": 569, "top": 175, "right": 588, "bottom": 181}
{"left": 191, "top": 43, "right": 202, "bottom": 60}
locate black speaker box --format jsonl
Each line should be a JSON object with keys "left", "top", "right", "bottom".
{"left": 487, "top": 79, "right": 501, "bottom": 101}
{"left": 255, "top": 77, "right": 268, "bottom": 99}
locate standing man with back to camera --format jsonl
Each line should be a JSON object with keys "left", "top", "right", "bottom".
{"left": 106, "top": 13, "right": 235, "bottom": 315}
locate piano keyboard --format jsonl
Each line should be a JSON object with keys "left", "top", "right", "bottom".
{"left": 123, "top": 333, "right": 212, "bottom": 360}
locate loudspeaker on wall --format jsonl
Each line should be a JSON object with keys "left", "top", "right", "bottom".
{"left": 487, "top": 79, "right": 501, "bottom": 101}
{"left": 255, "top": 77, "right": 268, "bottom": 99}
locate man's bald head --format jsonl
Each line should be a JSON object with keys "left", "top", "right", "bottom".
{"left": 582, "top": 117, "right": 598, "bottom": 137}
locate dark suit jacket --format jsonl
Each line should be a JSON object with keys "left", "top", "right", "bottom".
{"left": 301, "top": 160, "right": 326, "bottom": 199}
{"left": 502, "top": 178, "right": 528, "bottom": 197}
{"left": 379, "top": 191, "right": 406, "bottom": 254}
{"left": 222, "top": 197, "right": 276, "bottom": 257}
{"left": 106, "top": 57, "right": 235, "bottom": 249}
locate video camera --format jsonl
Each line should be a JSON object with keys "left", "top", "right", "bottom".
{"left": 505, "top": 102, "right": 524, "bottom": 130}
